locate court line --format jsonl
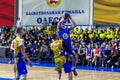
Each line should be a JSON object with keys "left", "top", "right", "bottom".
{"left": 0, "top": 62, "right": 120, "bottom": 73}
{"left": 0, "top": 78, "right": 12, "bottom": 80}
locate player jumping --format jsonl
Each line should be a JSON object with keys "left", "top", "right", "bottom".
{"left": 57, "top": 12, "right": 78, "bottom": 76}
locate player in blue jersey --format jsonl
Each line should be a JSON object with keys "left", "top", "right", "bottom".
{"left": 57, "top": 12, "right": 78, "bottom": 76}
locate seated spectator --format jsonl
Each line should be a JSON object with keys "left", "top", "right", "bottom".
{"left": 106, "top": 31, "right": 113, "bottom": 42}
{"left": 99, "top": 30, "right": 105, "bottom": 42}
{"left": 31, "top": 40, "right": 38, "bottom": 56}
{"left": 118, "top": 42, "right": 120, "bottom": 52}
{"left": 26, "top": 41, "right": 32, "bottom": 57}
{"left": 101, "top": 42, "right": 106, "bottom": 54}
{"left": 116, "top": 42, "right": 120, "bottom": 68}
{"left": 74, "top": 42, "right": 79, "bottom": 53}
{"left": 35, "top": 42, "right": 41, "bottom": 56}
{"left": 39, "top": 40, "right": 48, "bottom": 63}
{"left": 92, "top": 44, "right": 102, "bottom": 66}
{"left": 110, "top": 41, "right": 116, "bottom": 55}
{"left": 101, "top": 42, "right": 106, "bottom": 66}
{"left": 86, "top": 43, "right": 92, "bottom": 66}
{"left": 46, "top": 36, "right": 52, "bottom": 45}
{"left": 78, "top": 43, "right": 86, "bottom": 65}
{"left": 107, "top": 42, "right": 119, "bottom": 68}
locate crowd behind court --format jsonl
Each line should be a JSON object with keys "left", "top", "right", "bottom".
{"left": 0, "top": 26, "right": 120, "bottom": 68}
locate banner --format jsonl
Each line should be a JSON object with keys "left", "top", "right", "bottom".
{"left": 94, "top": 0, "right": 120, "bottom": 24}
{"left": 0, "top": 0, "right": 14, "bottom": 26}
{"left": 22, "top": 0, "right": 93, "bottom": 26}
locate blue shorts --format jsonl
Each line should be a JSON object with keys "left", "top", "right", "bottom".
{"left": 15, "top": 53, "right": 27, "bottom": 78}
{"left": 63, "top": 59, "right": 72, "bottom": 73}
{"left": 64, "top": 42, "right": 74, "bottom": 55}
{"left": 17, "top": 58, "right": 27, "bottom": 75}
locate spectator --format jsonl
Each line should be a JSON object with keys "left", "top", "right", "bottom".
{"left": 42, "top": 17, "right": 49, "bottom": 30}
{"left": 1, "top": 26, "right": 120, "bottom": 68}
{"left": 46, "top": 36, "right": 52, "bottom": 45}
{"left": 74, "top": 42, "right": 79, "bottom": 53}
{"left": 86, "top": 43, "right": 92, "bottom": 66}
{"left": 26, "top": 41, "right": 32, "bottom": 57}
{"left": 92, "top": 44, "right": 102, "bottom": 66}
{"left": 78, "top": 43, "right": 86, "bottom": 65}
{"left": 39, "top": 40, "right": 48, "bottom": 63}
{"left": 101, "top": 42, "right": 106, "bottom": 66}
{"left": 51, "top": 18, "right": 58, "bottom": 30}
{"left": 101, "top": 42, "right": 106, "bottom": 54}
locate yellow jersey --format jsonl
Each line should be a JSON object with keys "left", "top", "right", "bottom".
{"left": 13, "top": 36, "right": 24, "bottom": 55}
{"left": 13, "top": 36, "right": 24, "bottom": 63}
{"left": 100, "top": 33, "right": 105, "bottom": 39}
{"left": 50, "top": 39, "right": 66, "bottom": 65}
{"left": 89, "top": 33, "right": 93, "bottom": 39}
{"left": 79, "top": 33, "right": 83, "bottom": 38}
{"left": 50, "top": 39, "right": 64, "bottom": 58}
{"left": 106, "top": 34, "right": 113, "bottom": 39}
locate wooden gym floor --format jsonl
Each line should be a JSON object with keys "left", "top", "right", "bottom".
{"left": 0, "top": 64, "right": 120, "bottom": 80}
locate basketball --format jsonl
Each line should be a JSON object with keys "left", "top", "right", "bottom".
{"left": 62, "top": 12, "right": 70, "bottom": 19}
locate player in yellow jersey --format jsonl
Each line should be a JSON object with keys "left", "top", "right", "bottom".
{"left": 50, "top": 33, "right": 73, "bottom": 80}
{"left": 13, "top": 27, "right": 32, "bottom": 80}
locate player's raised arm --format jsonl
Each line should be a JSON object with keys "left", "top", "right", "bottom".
{"left": 57, "top": 18, "right": 64, "bottom": 29}
{"left": 57, "top": 12, "right": 70, "bottom": 29}
{"left": 69, "top": 15, "right": 77, "bottom": 30}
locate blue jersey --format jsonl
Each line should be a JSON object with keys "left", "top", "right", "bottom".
{"left": 101, "top": 46, "right": 106, "bottom": 52}
{"left": 86, "top": 47, "right": 92, "bottom": 56}
{"left": 58, "top": 27, "right": 71, "bottom": 47}
{"left": 58, "top": 27, "right": 74, "bottom": 55}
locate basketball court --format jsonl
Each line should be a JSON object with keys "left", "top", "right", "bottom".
{"left": 0, "top": 63, "right": 120, "bottom": 80}
{"left": 0, "top": 0, "right": 120, "bottom": 80}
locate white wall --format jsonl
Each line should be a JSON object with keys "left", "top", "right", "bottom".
{"left": 18, "top": 0, "right": 22, "bottom": 20}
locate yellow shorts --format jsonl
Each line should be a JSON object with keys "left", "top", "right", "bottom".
{"left": 54, "top": 56, "right": 66, "bottom": 71}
